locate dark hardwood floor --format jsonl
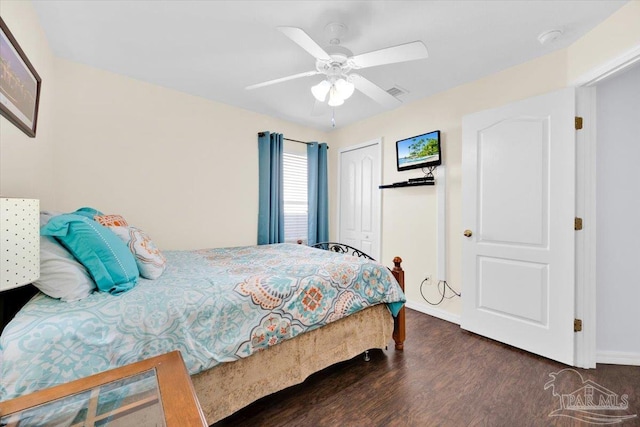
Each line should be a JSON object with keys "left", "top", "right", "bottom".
{"left": 214, "top": 309, "right": 640, "bottom": 426}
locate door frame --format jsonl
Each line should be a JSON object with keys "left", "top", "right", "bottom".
{"left": 336, "top": 138, "right": 382, "bottom": 260}
{"left": 572, "top": 43, "right": 640, "bottom": 368}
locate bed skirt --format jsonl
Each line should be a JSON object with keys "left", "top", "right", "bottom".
{"left": 192, "top": 303, "right": 394, "bottom": 424}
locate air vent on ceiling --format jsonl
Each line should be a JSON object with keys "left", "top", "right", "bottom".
{"left": 386, "top": 86, "right": 408, "bottom": 97}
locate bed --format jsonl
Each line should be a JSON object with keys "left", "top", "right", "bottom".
{"left": 0, "top": 242, "right": 406, "bottom": 424}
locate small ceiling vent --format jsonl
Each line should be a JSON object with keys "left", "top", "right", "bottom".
{"left": 386, "top": 86, "right": 407, "bottom": 97}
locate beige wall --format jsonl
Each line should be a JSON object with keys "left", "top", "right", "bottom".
{"left": 2, "top": 1, "right": 330, "bottom": 252}
{"left": 329, "top": 0, "right": 640, "bottom": 317}
{"left": 52, "top": 59, "right": 328, "bottom": 250}
{"left": 3, "top": 0, "right": 638, "bottom": 318}
{"left": 330, "top": 50, "right": 568, "bottom": 316}
{"left": 0, "top": 0, "right": 57, "bottom": 207}
{"left": 567, "top": 0, "right": 640, "bottom": 83}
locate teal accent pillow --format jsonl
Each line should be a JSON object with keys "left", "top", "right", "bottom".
{"left": 41, "top": 214, "right": 139, "bottom": 295}
{"left": 72, "top": 207, "right": 103, "bottom": 220}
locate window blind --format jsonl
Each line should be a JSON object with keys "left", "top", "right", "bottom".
{"left": 283, "top": 152, "right": 308, "bottom": 243}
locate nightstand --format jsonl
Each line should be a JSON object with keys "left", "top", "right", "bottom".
{"left": 0, "top": 350, "right": 207, "bottom": 427}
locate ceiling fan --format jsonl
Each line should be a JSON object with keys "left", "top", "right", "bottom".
{"left": 246, "top": 23, "right": 428, "bottom": 108}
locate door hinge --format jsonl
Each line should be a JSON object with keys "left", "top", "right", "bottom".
{"left": 575, "top": 116, "right": 583, "bottom": 130}
{"left": 574, "top": 318, "right": 583, "bottom": 332}
{"left": 575, "top": 217, "right": 583, "bottom": 231}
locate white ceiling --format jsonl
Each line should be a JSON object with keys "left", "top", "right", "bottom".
{"left": 32, "top": 0, "right": 627, "bottom": 131}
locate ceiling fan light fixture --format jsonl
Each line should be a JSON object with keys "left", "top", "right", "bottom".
{"left": 335, "top": 78, "right": 355, "bottom": 100}
{"left": 327, "top": 86, "right": 344, "bottom": 107}
{"left": 311, "top": 80, "right": 331, "bottom": 102}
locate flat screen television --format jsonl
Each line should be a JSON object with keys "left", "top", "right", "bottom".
{"left": 396, "top": 130, "right": 441, "bottom": 172}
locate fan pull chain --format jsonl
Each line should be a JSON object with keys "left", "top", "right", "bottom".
{"left": 331, "top": 108, "right": 336, "bottom": 128}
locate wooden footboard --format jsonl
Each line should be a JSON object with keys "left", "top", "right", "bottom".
{"left": 391, "top": 256, "right": 405, "bottom": 350}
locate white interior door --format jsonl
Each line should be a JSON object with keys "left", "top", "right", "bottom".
{"left": 338, "top": 140, "right": 381, "bottom": 260}
{"left": 461, "top": 88, "right": 576, "bottom": 365}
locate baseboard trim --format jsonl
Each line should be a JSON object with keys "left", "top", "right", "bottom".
{"left": 405, "top": 301, "right": 461, "bottom": 325}
{"left": 596, "top": 351, "right": 640, "bottom": 366}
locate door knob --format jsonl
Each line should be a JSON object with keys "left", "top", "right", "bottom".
{"left": 464, "top": 229, "right": 473, "bottom": 237}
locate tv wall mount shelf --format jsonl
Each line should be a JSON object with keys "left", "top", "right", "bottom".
{"left": 380, "top": 166, "right": 436, "bottom": 189}
{"left": 379, "top": 180, "right": 435, "bottom": 189}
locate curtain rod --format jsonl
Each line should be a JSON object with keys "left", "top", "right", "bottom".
{"left": 285, "top": 137, "right": 311, "bottom": 145}
{"left": 257, "top": 132, "right": 329, "bottom": 149}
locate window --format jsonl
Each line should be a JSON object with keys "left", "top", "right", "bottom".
{"left": 283, "top": 152, "right": 308, "bottom": 243}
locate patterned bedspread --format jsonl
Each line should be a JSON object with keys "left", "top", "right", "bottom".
{"left": 0, "top": 243, "right": 405, "bottom": 400}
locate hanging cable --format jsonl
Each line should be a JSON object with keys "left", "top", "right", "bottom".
{"left": 421, "top": 165, "right": 437, "bottom": 179}
{"left": 420, "top": 278, "right": 461, "bottom": 306}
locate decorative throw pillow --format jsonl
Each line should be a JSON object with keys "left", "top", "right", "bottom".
{"left": 34, "top": 212, "right": 96, "bottom": 301}
{"left": 40, "top": 214, "right": 139, "bottom": 295}
{"left": 109, "top": 226, "right": 167, "bottom": 280}
{"left": 94, "top": 214, "right": 129, "bottom": 227}
{"left": 71, "top": 207, "right": 104, "bottom": 220}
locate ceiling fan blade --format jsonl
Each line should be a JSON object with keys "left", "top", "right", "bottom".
{"left": 277, "top": 27, "right": 332, "bottom": 61}
{"left": 351, "top": 74, "right": 402, "bottom": 109}
{"left": 350, "top": 41, "right": 428, "bottom": 69}
{"left": 245, "top": 70, "right": 320, "bottom": 90}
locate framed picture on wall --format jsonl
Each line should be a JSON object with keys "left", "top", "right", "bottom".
{"left": 0, "top": 17, "right": 41, "bottom": 138}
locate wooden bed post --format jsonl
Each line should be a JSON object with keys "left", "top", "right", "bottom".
{"left": 391, "top": 257, "right": 405, "bottom": 350}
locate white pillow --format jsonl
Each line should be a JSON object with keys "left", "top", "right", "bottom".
{"left": 33, "top": 211, "right": 96, "bottom": 301}
{"left": 34, "top": 236, "right": 97, "bottom": 301}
